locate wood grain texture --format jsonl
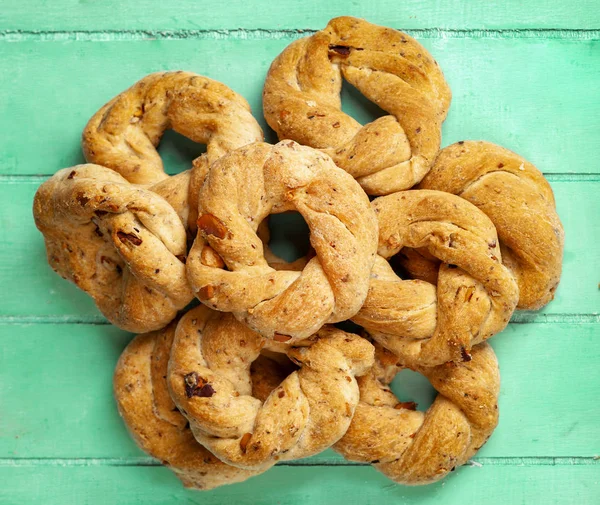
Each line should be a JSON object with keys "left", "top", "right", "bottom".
{"left": 2, "top": 0, "right": 600, "bottom": 31}
{"left": 1, "top": 179, "right": 596, "bottom": 321}
{"left": 1, "top": 38, "right": 598, "bottom": 176}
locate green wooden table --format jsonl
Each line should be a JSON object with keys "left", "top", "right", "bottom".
{"left": 1, "top": 1, "right": 599, "bottom": 503}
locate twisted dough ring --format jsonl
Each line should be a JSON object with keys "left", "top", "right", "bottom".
{"left": 83, "top": 71, "right": 263, "bottom": 230}
{"left": 353, "top": 190, "right": 519, "bottom": 367}
{"left": 33, "top": 164, "right": 192, "bottom": 332}
{"left": 187, "top": 141, "right": 378, "bottom": 342}
{"left": 419, "top": 141, "right": 564, "bottom": 310}
{"left": 167, "top": 305, "right": 374, "bottom": 470}
{"left": 263, "top": 16, "right": 451, "bottom": 195}
{"left": 335, "top": 342, "right": 499, "bottom": 485}
{"left": 83, "top": 70, "right": 263, "bottom": 185}
{"left": 114, "top": 320, "right": 266, "bottom": 490}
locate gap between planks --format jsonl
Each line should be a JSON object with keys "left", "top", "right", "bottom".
{"left": 2, "top": 174, "right": 600, "bottom": 184}
{"left": 0, "top": 457, "right": 598, "bottom": 468}
{"left": 1, "top": 314, "right": 599, "bottom": 326}
{"left": 0, "top": 28, "right": 599, "bottom": 42}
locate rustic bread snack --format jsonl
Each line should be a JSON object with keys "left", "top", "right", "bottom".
{"left": 353, "top": 190, "right": 519, "bottom": 367}
{"left": 83, "top": 70, "right": 263, "bottom": 185}
{"left": 167, "top": 305, "right": 374, "bottom": 470}
{"left": 419, "top": 141, "right": 564, "bottom": 310}
{"left": 82, "top": 71, "right": 263, "bottom": 231}
{"left": 263, "top": 16, "right": 451, "bottom": 195}
{"left": 33, "top": 164, "right": 193, "bottom": 332}
{"left": 187, "top": 140, "right": 378, "bottom": 342}
{"left": 114, "top": 320, "right": 267, "bottom": 490}
{"left": 335, "top": 342, "right": 499, "bottom": 485}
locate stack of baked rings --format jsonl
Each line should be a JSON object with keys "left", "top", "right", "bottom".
{"left": 33, "top": 17, "right": 564, "bottom": 490}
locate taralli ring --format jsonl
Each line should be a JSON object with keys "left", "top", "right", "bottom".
{"left": 33, "top": 164, "right": 193, "bottom": 332}
{"left": 352, "top": 190, "right": 519, "bottom": 367}
{"left": 82, "top": 71, "right": 263, "bottom": 231}
{"left": 187, "top": 140, "right": 378, "bottom": 342}
{"left": 419, "top": 141, "right": 564, "bottom": 310}
{"left": 167, "top": 305, "right": 375, "bottom": 470}
{"left": 114, "top": 320, "right": 265, "bottom": 490}
{"left": 335, "top": 342, "right": 500, "bottom": 485}
{"left": 83, "top": 71, "right": 263, "bottom": 185}
{"left": 263, "top": 16, "right": 451, "bottom": 195}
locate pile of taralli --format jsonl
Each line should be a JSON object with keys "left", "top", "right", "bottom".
{"left": 33, "top": 16, "right": 564, "bottom": 489}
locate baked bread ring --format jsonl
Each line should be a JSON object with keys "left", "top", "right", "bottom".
{"left": 419, "top": 141, "right": 564, "bottom": 310}
{"left": 335, "top": 342, "right": 499, "bottom": 485}
{"left": 114, "top": 320, "right": 270, "bottom": 490}
{"left": 83, "top": 71, "right": 263, "bottom": 185}
{"left": 167, "top": 305, "right": 375, "bottom": 470}
{"left": 352, "top": 190, "right": 519, "bottom": 367}
{"left": 82, "top": 71, "right": 263, "bottom": 232}
{"left": 187, "top": 140, "right": 378, "bottom": 342}
{"left": 33, "top": 164, "right": 192, "bottom": 332}
{"left": 263, "top": 16, "right": 451, "bottom": 195}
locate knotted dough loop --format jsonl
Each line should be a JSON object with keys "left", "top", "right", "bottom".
{"left": 33, "top": 164, "right": 193, "bottom": 332}
{"left": 335, "top": 342, "right": 499, "bottom": 485}
{"left": 167, "top": 305, "right": 375, "bottom": 470}
{"left": 419, "top": 141, "right": 564, "bottom": 310}
{"left": 82, "top": 71, "right": 264, "bottom": 232}
{"left": 187, "top": 141, "right": 378, "bottom": 342}
{"left": 263, "top": 16, "right": 451, "bottom": 195}
{"left": 83, "top": 71, "right": 263, "bottom": 186}
{"left": 114, "top": 320, "right": 266, "bottom": 490}
{"left": 353, "top": 190, "right": 519, "bottom": 367}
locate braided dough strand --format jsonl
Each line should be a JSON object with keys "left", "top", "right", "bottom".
{"left": 187, "top": 141, "right": 378, "bottom": 341}
{"left": 335, "top": 342, "right": 499, "bottom": 485}
{"left": 353, "top": 190, "right": 519, "bottom": 367}
{"left": 419, "top": 141, "right": 564, "bottom": 309}
{"left": 263, "top": 16, "right": 451, "bottom": 195}
{"left": 167, "top": 306, "right": 374, "bottom": 470}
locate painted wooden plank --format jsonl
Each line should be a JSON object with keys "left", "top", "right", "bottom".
{"left": 0, "top": 464, "right": 598, "bottom": 505}
{"left": 1, "top": 3, "right": 597, "bottom": 504}
{"left": 1, "top": 322, "right": 598, "bottom": 459}
{"left": 2, "top": 0, "right": 600, "bottom": 31}
{"left": 0, "top": 38, "right": 599, "bottom": 177}
{"left": 1, "top": 179, "right": 596, "bottom": 320}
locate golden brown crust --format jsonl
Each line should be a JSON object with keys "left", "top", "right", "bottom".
{"left": 33, "top": 164, "right": 193, "bottom": 332}
{"left": 419, "top": 141, "right": 564, "bottom": 309}
{"left": 187, "top": 141, "right": 378, "bottom": 341}
{"left": 167, "top": 305, "right": 374, "bottom": 470}
{"left": 113, "top": 321, "right": 263, "bottom": 490}
{"left": 352, "top": 190, "right": 519, "bottom": 367}
{"left": 263, "top": 16, "right": 451, "bottom": 195}
{"left": 83, "top": 71, "right": 263, "bottom": 185}
{"left": 335, "top": 343, "right": 499, "bottom": 485}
